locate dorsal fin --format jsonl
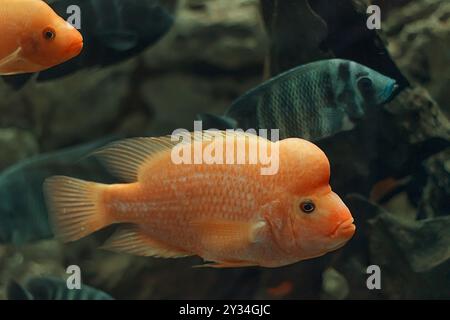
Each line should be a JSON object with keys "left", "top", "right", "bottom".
{"left": 93, "top": 136, "right": 181, "bottom": 182}
{"left": 94, "top": 131, "right": 267, "bottom": 182}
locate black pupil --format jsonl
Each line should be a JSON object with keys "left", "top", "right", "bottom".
{"left": 301, "top": 201, "right": 315, "bottom": 213}
{"left": 45, "top": 31, "right": 54, "bottom": 39}
{"left": 359, "top": 78, "right": 372, "bottom": 89}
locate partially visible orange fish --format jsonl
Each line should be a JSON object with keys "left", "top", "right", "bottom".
{"left": 44, "top": 132, "right": 355, "bottom": 268}
{"left": 266, "top": 281, "right": 294, "bottom": 298}
{"left": 370, "top": 178, "right": 400, "bottom": 203}
{"left": 0, "top": 0, "right": 83, "bottom": 75}
{"left": 370, "top": 176, "right": 413, "bottom": 203}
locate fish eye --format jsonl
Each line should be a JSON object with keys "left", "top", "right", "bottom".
{"left": 300, "top": 200, "right": 315, "bottom": 214}
{"left": 357, "top": 77, "right": 373, "bottom": 91}
{"left": 43, "top": 28, "right": 56, "bottom": 41}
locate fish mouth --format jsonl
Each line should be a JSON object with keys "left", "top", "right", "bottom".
{"left": 66, "top": 40, "right": 84, "bottom": 56}
{"left": 330, "top": 218, "right": 356, "bottom": 238}
{"left": 378, "top": 81, "right": 399, "bottom": 103}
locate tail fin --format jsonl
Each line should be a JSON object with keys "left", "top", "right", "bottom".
{"left": 43, "top": 176, "right": 110, "bottom": 242}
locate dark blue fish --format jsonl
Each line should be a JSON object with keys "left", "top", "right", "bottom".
{"left": 2, "top": 0, "right": 174, "bottom": 88}
{"left": 0, "top": 138, "right": 117, "bottom": 245}
{"left": 7, "top": 277, "right": 113, "bottom": 300}
{"left": 198, "top": 59, "right": 398, "bottom": 141}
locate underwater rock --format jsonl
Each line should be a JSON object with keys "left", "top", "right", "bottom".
{"left": 140, "top": 73, "right": 259, "bottom": 134}
{"left": 417, "top": 149, "right": 450, "bottom": 218}
{"left": 15, "top": 61, "right": 135, "bottom": 151}
{"left": 37, "top": 62, "right": 136, "bottom": 150}
{"left": 385, "top": 0, "right": 450, "bottom": 117}
{"left": 76, "top": 250, "right": 149, "bottom": 293}
{"left": 317, "top": 86, "right": 450, "bottom": 197}
{"left": 369, "top": 210, "right": 450, "bottom": 299}
{"left": 321, "top": 267, "right": 350, "bottom": 300}
{"left": 143, "top": 0, "right": 266, "bottom": 71}
{"left": 370, "top": 210, "right": 450, "bottom": 273}
{"left": 0, "top": 128, "right": 39, "bottom": 171}
{"left": 383, "top": 87, "right": 450, "bottom": 144}
{"left": 0, "top": 240, "right": 65, "bottom": 300}
{"left": 381, "top": 0, "right": 443, "bottom": 35}
{"left": 333, "top": 195, "right": 450, "bottom": 299}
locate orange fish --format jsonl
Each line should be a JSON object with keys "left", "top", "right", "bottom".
{"left": 266, "top": 281, "right": 294, "bottom": 298}
{"left": 0, "top": 0, "right": 83, "bottom": 75}
{"left": 370, "top": 177, "right": 409, "bottom": 203}
{"left": 44, "top": 132, "right": 355, "bottom": 268}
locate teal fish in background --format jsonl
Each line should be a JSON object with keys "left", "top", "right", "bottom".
{"left": 0, "top": 138, "right": 117, "bottom": 245}
{"left": 7, "top": 277, "right": 113, "bottom": 300}
{"left": 198, "top": 59, "right": 398, "bottom": 141}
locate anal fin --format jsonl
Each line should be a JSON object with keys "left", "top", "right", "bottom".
{"left": 101, "top": 225, "right": 191, "bottom": 258}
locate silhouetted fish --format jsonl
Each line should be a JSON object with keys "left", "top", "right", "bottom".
{"left": 198, "top": 59, "right": 397, "bottom": 141}
{"left": 0, "top": 137, "right": 117, "bottom": 244}
{"left": 2, "top": 0, "right": 174, "bottom": 88}
{"left": 7, "top": 277, "right": 113, "bottom": 300}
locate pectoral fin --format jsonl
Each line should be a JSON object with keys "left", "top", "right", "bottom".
{"left": 0, "top": 47, "right": 24, "bottom": 74}
{"left": 191, "top": 219, "right": 267, "bottom": 252}
{"left": 0, "top": 47, "right": 43, "bottom": 75}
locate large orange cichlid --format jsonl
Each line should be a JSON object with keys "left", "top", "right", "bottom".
{"left": 0, "top": 0, "right": 83, "bottom": 75}
{"left": 44, "top": 132, "right": 355, "bottom": 268}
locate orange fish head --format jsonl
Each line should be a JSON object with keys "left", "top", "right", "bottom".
{"left": 19, "top": 3, "right": 83, "bottom": 71}
{"left": 273, "top": 138, "right": 354, "bottom": 260}
{"left": 289, "top": 189, "right": 355, "bottom": 259}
